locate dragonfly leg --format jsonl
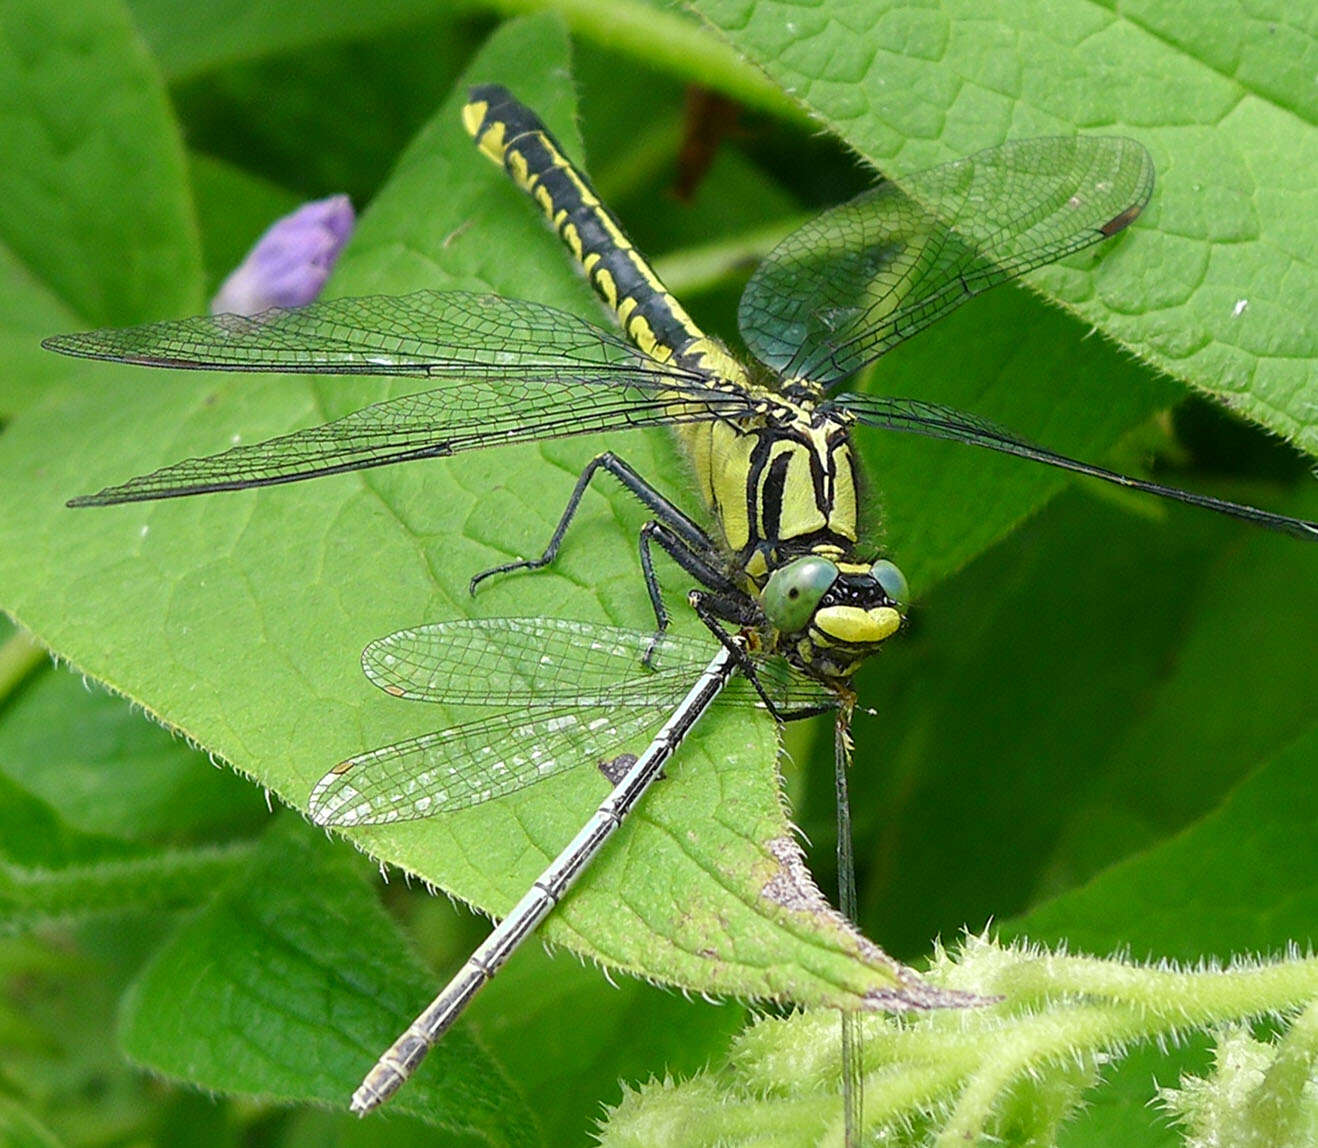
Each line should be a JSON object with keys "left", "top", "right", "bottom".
{"left": 688, "top": 589, "right": 782, "bottom": 720}
{"left": 469, "top": 451, "right": 717, "bottom": 594}
{"left": 638, "top": 518, "right": 743, "bottom": 663}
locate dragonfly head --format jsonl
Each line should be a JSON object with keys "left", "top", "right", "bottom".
{"left": 761, "top": 554, "right": 908, "bottom": 681}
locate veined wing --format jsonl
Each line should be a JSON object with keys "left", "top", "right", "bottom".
{"left": 53, "top": 293, "right": 755, "bottom": 506}
{"left": 47, "top": 290, "right": 664, "bottom": 375}
{"left": 364, "top": 618, "right": 838, "bottom": 712}
{"left": 738, "top": 137, "right": 1153, "bottom": 387}
{"left": 311, "top": 617, "right": 838, "bottom": 827}
{"left": 308, "top": 701, "right": 675, "bottom": 827}
{"left": 835, "top": 393, "right": 1318, "bottom": 541}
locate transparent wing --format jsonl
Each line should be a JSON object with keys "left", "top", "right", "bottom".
{"left": 834, "top": 393, "right": 1318, "bottom": 541}
{"left": 311, "top": 618, "right": 838, "bottom": 827}
{"left": 739, "top": 137, "right": 1154, "bottom": 387}
{"left": 47, "top": 290, "right": 657, "bottom": 375}
{"left": 55, "top": 293, "right": 755, "bottom": 506}
{"left": 364, "top": 618, "right": 712, "bottom": 704}
{"left": 363, "top": 618, "right": 839, "bottom": 711}
{"left": 68, "top": 372, "right": 741, "bottom": 506}
{"left": 308, "top": 702, "right": 670, "bottom": 827}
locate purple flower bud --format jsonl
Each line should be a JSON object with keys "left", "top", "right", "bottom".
{"left": 211, "top": 194, "right": 355, "bottom": 316}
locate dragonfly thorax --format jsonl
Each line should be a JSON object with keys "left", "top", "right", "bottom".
{"left": 684, "top": 400, "right": 861, "bottom": 584}
{"left": 760, "top": 554, "right": 907, "bottom": 682}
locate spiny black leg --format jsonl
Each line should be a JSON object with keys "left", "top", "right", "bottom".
{"left": 638, "top": 520, "right": 747, "bottom": 666}
{"left": 470, "top": 452, "right": 714, "bottom": 595}
{"left": 637, "top": 522, "right": 671, "bottom": 639}
{"left": 689, "top": 590, "right": 783, "bottom": 721}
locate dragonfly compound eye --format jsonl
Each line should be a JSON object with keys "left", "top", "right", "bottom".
{"left": 762, "top": 556, "right": 839, "bottom": 634}
{"left": 871, "top": 559, "right": 909, "bottom": 610}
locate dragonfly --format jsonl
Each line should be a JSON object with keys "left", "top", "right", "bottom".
{"left": 46, "top": 85, "right": 1318, "bottom": 1129}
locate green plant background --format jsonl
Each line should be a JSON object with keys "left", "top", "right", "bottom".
{"left": 0, "top": 1, "right": 1313, "bottom": 1145}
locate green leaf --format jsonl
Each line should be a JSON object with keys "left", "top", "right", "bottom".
{"left": 691, "top": 0, "right": 1318, "bottom": 454}
{"left": 127, "top": 0, "right": 450, "bottom": 80}
{"left": 1009, "top": 724, "right": 1318, "bottom": 960}
{"left": 168, "top": 15, "right": 480, "bottom": 209}
{"left": 0, "top": 770, "right": 138, "bottom": 874}
{"left": 0, "top": 916, "right": 185, "bottom": 1143}
{"left": 0, "top": 649, "right": 263, "bottom": 843}
{"left": 0, "top": 672, "right": 257, "bottom": 925}
{"left": 187, "top": 153, "right": 302, "bottom": 299}
{"left": 0, "top": 0, "right": 201, "bottom": 327}
{"left": 0, "top": 8, "right": 922, "bottom": 1053}
{"left": 0, "top": 0, "right": 201, "bottom": 419}
{"left": 120, "top": 818, "right": 538, "bottom": 1141}
{"left": 0, "top": 1096, "right": 65, "bottom": 1148}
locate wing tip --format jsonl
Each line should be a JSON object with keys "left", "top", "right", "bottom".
{"left": 307, "top": 766, "right": 360, "bottom": 827}
{"left": 67, "top": 489, "right": 132, "bottom": 508}
{"left": 1099, "top": 200, "right": 1146, "bottom": 237}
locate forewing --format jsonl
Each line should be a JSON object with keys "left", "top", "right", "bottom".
{"left": 69, "top": 373, "right": 732, "bottom": 506}
{"left": 58, "top": 294, "right": 750, "bottom": 506}
{"left": 836, "top": 393, "right": 1318, "bottom": 541}
{"left": 363, "top": 618, "right": 717, "bottom": 705}
{"left": 48, "top": 290, "right": 648, "bottom": 375}
{"left": 308, "top": 703, "right": 669, "bottom": 826}
{"left": 739, "top": 137, "right": 1153, "bottom": 387}
{"left": 364, "top": 617, "right": 841, "bottom": 712}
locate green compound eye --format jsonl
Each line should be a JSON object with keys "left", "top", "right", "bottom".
{"left": 762, "top": 556, "right": 838, "bottom": 633}
{"left": 871, "top": 559, "right": 909, "bottom": 609}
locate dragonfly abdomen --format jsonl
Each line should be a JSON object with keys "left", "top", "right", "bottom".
{"left": 463, "top": 85, "right": 749, "bottom": 385}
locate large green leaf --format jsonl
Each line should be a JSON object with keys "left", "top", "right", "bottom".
{"left": 128, "top": 0, "right": 448, "bottom": 80}
{"left": 692, "top": 0, "right": 1317, "bottom": 451}
{"left": 690, "top": 0, "right": 1317, "bottom": 588}
{"left": 0, "top": 6, "right": 921, "bottom": 1042}
{"left": 0, "top": 0, "right": 200, "bottom": 419}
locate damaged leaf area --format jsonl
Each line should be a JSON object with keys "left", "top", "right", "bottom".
{"left": 759, "top": 836, "right": 979, "bottom": 1010}
{"left": 758, "top": 836, "right": 980, "bottom": 1010}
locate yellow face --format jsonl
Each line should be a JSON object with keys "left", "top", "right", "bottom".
{"left": 760, "top": 555, "right": 908, "bottom": 681}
